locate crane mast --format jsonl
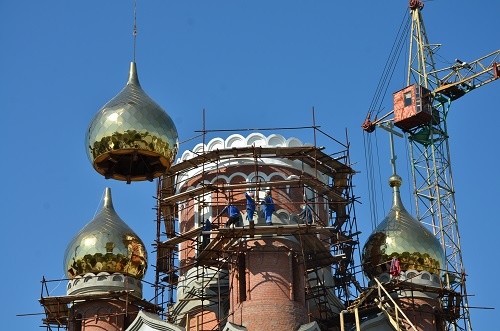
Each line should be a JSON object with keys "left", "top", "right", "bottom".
{"left": 364, "top": 1, "right": 500, "bottom": 330}
{"left": 407, "top": 1, "right": 440, "bottom": 89}
{"left": 406, "top": 2, "right": 471, "bottom": 330}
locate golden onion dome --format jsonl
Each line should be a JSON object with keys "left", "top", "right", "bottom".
{"left": 85, "top": 62, "right": 179, "bottom": 183}
{"left": 361, "top": 175, "right": 445, "bottom": 279}
{"left": 63, "top": 188, "right": 148, "bottom": 279}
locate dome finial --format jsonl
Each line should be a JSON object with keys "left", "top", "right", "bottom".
{"left": 389, "top": 174, "right": 402, "bottom": 188}
{"left": 389, "top": 174, "right": 404, "bottom": 210}
{"left": 127, "top": 62, "right": 140, "bottom": 86}
{"left": 103, "top": 187, "right": 114, "bottom": 209}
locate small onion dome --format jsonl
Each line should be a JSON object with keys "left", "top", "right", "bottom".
{"left": 63, "top": 188, "right": 148, "bottom": 279}
{"left": 85, "top": 62, "right": 179, "bottom": 183}
{"left": 361, "top": 175, "right": 445, "bottom": 280}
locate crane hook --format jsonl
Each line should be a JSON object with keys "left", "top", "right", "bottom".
{"left": 362, "top": 113, "right": 376, "bottom": 133}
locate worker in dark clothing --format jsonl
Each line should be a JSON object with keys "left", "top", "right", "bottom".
{"left": 201, "top": 219, "right": 217, "bottom": 250}
{"left": 245, "top": 192, "right": 256, "bottom": 224}
{"left": 299, "top": 204, "right": 313, "bottom": 225}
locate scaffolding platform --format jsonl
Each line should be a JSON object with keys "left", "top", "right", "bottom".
{"left": 161, "top": 177, "right": 350, "bottom": 206}
{"left": 38, "top": 289, "right": 162, "bottom": 328}
{"left": 159, "top": 224, "right": 349, "bottom": 272}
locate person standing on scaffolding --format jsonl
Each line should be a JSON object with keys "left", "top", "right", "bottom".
{"left": 215, "top": 199, "right": 241, "bottom": 228}
{"left": 299, "top": 203, "right": 313, "bottom": 225}
{"left": 261, "top": 190, "right": 275, "bottom": 226}
{"left": 200, "top": 219, "right": 217, "bottom": 250}
{"left": 245, "top": 192, "right": 256, "bottom": 225}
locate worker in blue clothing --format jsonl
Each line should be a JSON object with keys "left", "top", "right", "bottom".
{"left": 299, "top": 204, "right": 313, "bottom": 225}
{"left": 261, "top": 190, "right": 275, "bottom": 225}
{"left": 215, "top": 200, "right": 241, "bottom": 228}
{"left": 244, "top": 192, "right": 256, "bottom": 224}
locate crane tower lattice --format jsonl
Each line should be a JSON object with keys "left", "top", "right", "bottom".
{"left": 363, "top": 1, "right": 500, "bottom": 330}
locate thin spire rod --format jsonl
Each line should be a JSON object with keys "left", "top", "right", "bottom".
{"left": 133, "top": 0, "right": 138, "bottom": 62}
{"left": 389, "top": 122, "right": 397, "bottom": 175}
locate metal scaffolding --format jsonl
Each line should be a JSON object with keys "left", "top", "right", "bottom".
{"left": 153, "top": 124, "right": 362, "bottom": 330}
{"left": 36, "top": 276, "right": 162, "bottom": 330}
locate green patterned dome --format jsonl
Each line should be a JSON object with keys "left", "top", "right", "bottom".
{"left": 362, "top": 175, "right": 445, "bottom": 279}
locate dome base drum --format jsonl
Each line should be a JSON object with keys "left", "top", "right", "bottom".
{"left": 94, "top": 148, "right": 170, "bottom": 183}
{"left": 66, "top": 272, "right": 143, "bottom": 299}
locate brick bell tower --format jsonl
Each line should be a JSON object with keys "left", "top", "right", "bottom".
{"left": 164, "top": 132, "right": 352, "bottom": 331}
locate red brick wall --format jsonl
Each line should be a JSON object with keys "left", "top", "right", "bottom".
{"left": 399, "top": 296, "right": 443, "bottom": 331}
{"left": 68, "top": 300, "right": 139, "bottom": 331}
{"left": 177, "top": 160, "right": 324, "bottom": 329}
{"left": 229, "top": 238, "right": 308, "bottom": 331}
{"left": 186, "top": 310, "right": 219, "bottom": 331}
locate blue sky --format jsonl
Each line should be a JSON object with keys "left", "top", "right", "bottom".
{"left": 2, "top": 0, "right": 498, "bottom": 328}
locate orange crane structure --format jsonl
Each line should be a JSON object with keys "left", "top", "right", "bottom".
{"left": 362, "top": 1, "right": 500, "bottom": 330}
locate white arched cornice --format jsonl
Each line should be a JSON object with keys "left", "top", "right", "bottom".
{"left": 267, "top": 134, "right": 286, "bottom": 146}
{"left": 175, "top": 133, "right": 330, "bottom": 191}
{"left": 179, "top": 150, "right": 194, "bottom": 162}
{"left": 192, "top": 142, "right": 207, "bottom": 155}
{"left": 287, "top": 137, "right": 305, "bottom": 147}
{"left": 207, "top": 137, "right": 224, "bottom": 151}
{"left": 210, "top": 174, "right": 231, "bottom": 185}
{"left": 178, "top": 169, "right": 318, "bottom": 194}
{"left": 246, "top": 132, "right": 267, "bottom": 146}
{"left": 266, "top": 171, "right": 288, "bottom": 181}
{"left": 225, "top": 134, "right": 246, "bottom": 148}
{"left": 247, "top": 171, "right": 287, "bottom": 183}
{"left": 178, "top": 133, "right": 307, "bottom": 163}
{"left": 227, "top": 172, "right": 248, "bottom": 183}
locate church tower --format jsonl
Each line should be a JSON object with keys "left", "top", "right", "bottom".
{"left": 160, "top": 133, "right": 355, "bottom": 331}
{"left": 39, "top": 59, "right": 181, "bottom": 330}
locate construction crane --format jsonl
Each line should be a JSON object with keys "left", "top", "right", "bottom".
{"left": 362, "top": 1, "right": 500, "bottom": 330}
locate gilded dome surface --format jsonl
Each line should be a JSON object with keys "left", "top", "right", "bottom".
{"left": 63, "top": 188, "right": 148, "bottom": 279}
{"left": 86, "top": 62, "right": 178, "bottom": 183}
{"left": 361, "top": 175, "right": 445, "bottom": 279}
